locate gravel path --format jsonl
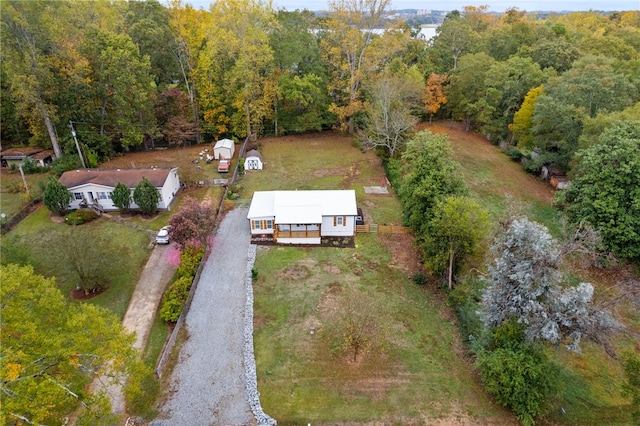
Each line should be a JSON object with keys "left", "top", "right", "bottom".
{"left": 95, "top": 242, "right": 178, "bottom": 415}
{"left": 159, "top": 208, "right": 256, "bottom": 426}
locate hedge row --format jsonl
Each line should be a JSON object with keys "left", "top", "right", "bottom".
{"left": 159, "top": 246, "right": 204, "bottom": 322}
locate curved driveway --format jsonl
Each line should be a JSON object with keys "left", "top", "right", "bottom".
{"left": 160, "top": 208, "right": 255, "bottom": 425}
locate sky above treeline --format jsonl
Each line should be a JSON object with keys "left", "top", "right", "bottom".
{"left": 181, "top": 0, "right": 639, "bottom": 12}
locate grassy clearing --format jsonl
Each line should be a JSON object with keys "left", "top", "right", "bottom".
{"left": 242, "top": 131, "right": 515, "bottom": 423}
{"left": 0, "top": 168, "right": 51, "bottom": 218}
{"left": 238, "top": 131, "right": 403, "bottom": 225}
{"left": 2, "top": 206, "right": 150, "bottom": 318}
{"left": 246, "top": 125, "right": 638, "bottom": 424}
{"left": 253, "top": 236, "right": 514, "bottom": 424}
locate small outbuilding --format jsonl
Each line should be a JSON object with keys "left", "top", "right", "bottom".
{"left": 1, "top": 147, "right": 54, "bottom": 168}
{"left": 213, "top": 138, "right": 235, "bottom": 160}
{"left": 244, "top": 150, "right": 263, "bottom": 170}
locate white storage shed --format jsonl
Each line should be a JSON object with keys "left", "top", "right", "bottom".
{"left": 213, "top": 138, "right": 235, "bottom": 160}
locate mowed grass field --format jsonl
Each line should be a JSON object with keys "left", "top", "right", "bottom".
{"left": 238, "top": 131, "right": 517, "bottom": 424}
{"left": 239, "top": 126, "right": 638, "bottom": 425}
{"left": 240, "top": 131, "right": 402, "bottom": 225}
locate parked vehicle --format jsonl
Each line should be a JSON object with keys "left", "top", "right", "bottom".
{"left": 218, "top": 159, "right": 230, "bottom": 173}
{"left": 356, "top": 208, "right": 364, "bottom": 225}
{"left": 156, "top": 226, "right": 171, "bottom": 244}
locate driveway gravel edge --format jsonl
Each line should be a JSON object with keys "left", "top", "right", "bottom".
{"left": 244, "top": 244, "right": 277, "bottom": 426}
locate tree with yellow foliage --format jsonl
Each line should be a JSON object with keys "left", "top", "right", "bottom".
{"left": 510, "top": 85, "right": 543, "bottom": 150}
{"left": 0, "top": 264, "right": 137, "bottom": 425}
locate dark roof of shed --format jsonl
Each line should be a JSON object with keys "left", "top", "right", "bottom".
{"left": 58, "top": 167, "right": 174, "bottom": 189}
{"left": 1, "top": 147, "right": 46, "bottom": 159}
{"left": 31, "top": 149, "right": 54, "bottom": 160}
{"left": 245, "top": 149, "right": 263, "bottom": 160}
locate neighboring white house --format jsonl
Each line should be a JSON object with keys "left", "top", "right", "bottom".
{"left": 247, "top": 190, "right": 357, "bottom": 244}
{"left": 58, "top": 167, "right": 180, "bottom": 212}
{"left": 213, "top": 138, "right": 235, "bottom": 160}
{"left": 244, "top": 149, "right": 263, "bottom": 170}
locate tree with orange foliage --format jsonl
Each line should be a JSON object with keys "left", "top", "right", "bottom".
{"left": 424, "top": 73, "right": 448, "bottom": 122}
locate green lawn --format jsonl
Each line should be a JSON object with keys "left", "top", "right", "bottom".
{"left": 0, "top": 168, "right": 52, "bottom": 220}
{"left": 253, "top": 236, "right": 514, "bottom": 424}
{"left": 237, "top": 132, "right": 403, "bottom": 225}
{"left": 1, "top": 207, "right": 151, "bottom": 318}
{"left": 244, "top": 126, "right": 638, "bottom": 425}
{"left": 240, "top": 131, "right": 515, "bottom": 424}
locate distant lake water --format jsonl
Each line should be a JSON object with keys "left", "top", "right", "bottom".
{"left": 418, "top": 25, "right": 438, "bottom": 41}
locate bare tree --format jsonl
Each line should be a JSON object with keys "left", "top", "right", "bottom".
{"left": 326, "top": 285, "right": 388, "bottom": 363}
{"left": 361, "top": 74, "right": 422, "bottom": 157}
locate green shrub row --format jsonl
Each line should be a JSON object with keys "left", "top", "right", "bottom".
{"left": 159, "top": 246, "right": 205, "bottom": 322}
{"left": 176, "top": 246, "right": 205, "bottom": 278}
{"left": 159, "top": 275, "right": 193, "bottom": 322}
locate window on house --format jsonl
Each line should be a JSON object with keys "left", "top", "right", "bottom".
{"left": 334, "top": 216, "right": 345, "bottom": 226}
{"left": 253, "top": 220, "right": 274, "bottom": 230}
{"left": 97, "top": 192, "right": 108, "bottom": 200}
{"left": 73, "top": 192, "right": 83, "bottom": 200}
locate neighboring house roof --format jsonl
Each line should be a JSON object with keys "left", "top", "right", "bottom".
{"left": 58, "top": 167, "right": 176, "bottom": 189}
{"left": 31, "top": 149, "right": 55, "bottom": 161}
{"left": 247, "top": 190, "right": 357, "bottom": 224}
{"left": 245, "top": 149, "right": 262, "bottom": 160}
{"left": 214, "top": 138, "right": 234, "bottom": 150}
{"left": 1, "top": 147, "right": 47, "bottom": 160}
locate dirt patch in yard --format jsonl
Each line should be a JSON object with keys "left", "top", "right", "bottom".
{"left": 377, "top": 233, "right": 423, "bottom": 277}
{"left": 277, "top": 263, "right": 311, "bottom": 281}
{"left": 314, "top": 168, "right": 346, "bottom": 177}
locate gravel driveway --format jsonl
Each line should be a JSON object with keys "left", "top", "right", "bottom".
{"left": 159, "top": 208, "right": 256, "bottom": 426}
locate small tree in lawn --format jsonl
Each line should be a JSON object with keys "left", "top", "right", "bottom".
{"left": 111, "top": 182, "right": 131, "bottom": 214}
{"left": 168, "top": 197, "right": 216, "bottom": 248}
{"left": 325, "top": 286, "right": 388, "bottom": 363}
{"left": 43, "top": 178, "right": 71, "bottom": 216}
{"left": 56, "top": 226, "right": 114, "bottom": 295}
{"left": 133, "top": 177, "right": 159, "bottom": 216}
{"left": 424, "top": 196, "right": 490, "bottom": 290}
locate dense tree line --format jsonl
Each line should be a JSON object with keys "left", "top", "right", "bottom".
{"left": 3, "top": 2, "right": 637, "bottom": 161}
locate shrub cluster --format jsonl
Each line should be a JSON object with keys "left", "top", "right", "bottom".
{"left": 159, "top": 246, "right": 204, "bottom": 322}
{"left": 475, "top": 322, "right": 559, "bottom": 426}
{"left": 65, "top": 209, "right": 99, "bottom": 225}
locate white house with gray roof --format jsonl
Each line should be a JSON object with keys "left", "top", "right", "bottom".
{"left": 246, "top": 190, "right": 357, "bottom": 244}
{"left": 58, "top": 167, "right": 180, "bottom": 212}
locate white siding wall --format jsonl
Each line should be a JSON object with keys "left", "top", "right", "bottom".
{"left": 321, "top": 215, "right": 355, "bottom": 236}
{"left": 67, "top": 169, "right": 180, "bottom": 212}
{"left": 250, "top": 217, "right": 275, "bottom": 235}
{"left": 158, "top": 169, "right": 180, "bottom": 209}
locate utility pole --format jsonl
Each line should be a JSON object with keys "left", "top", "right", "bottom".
{"left": 69, "top": 121, "right": 87, "bottom": 168}
{"left": 18, "top": 164, "right": 30, "bottom": 198}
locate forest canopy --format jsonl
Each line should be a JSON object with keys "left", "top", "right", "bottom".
{"left": 2, "top": 0, "right": 638, "bottom": 254}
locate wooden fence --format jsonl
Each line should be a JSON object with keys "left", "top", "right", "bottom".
{"left": 356, "top": 224, "right": 410, "bottom": 234}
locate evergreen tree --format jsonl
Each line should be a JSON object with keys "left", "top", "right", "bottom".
{"left": 43, "top": 178, "right": 71, "bottom": 216}
{"left": 132, "top": 177, "right": 159, "bottom": 216}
